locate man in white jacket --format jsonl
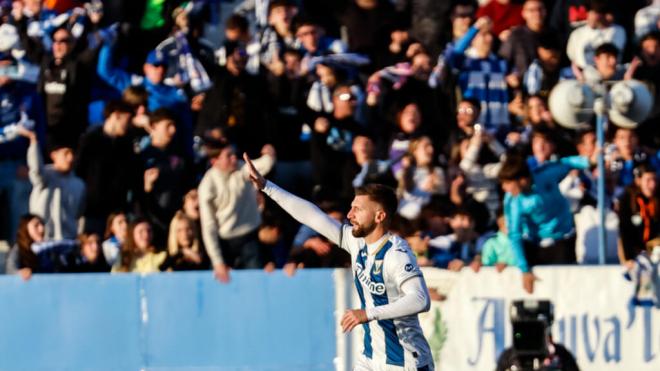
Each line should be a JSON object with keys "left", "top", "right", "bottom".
{"left": 198, "top": 140, "right": 275, "bottom": 283}
{"left": 18, "top": 129, "right": 85, "bottom": 240}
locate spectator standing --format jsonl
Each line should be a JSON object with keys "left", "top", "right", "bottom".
{"left": 75, "top": 101, "right": 141, "bottom": 235}
{"left": 499, "top": 0, "right": 548, "bottom": 77}
{"left": 566, "top": 0, "right": 626, "bottom": 70}
{"left": 138, "top": 109, "right": 191, "bottom": 245}
{"left": 19, "top": 126, "right": 84, "bottom": 240}
{"left": 198, "top": 141, "right": 275, "bottom": 283}
{"left": 37, "top": 26, "right": 96, "bottom": 148}
{"left": 447, "top": 17, "right": 511, "bottom": 134}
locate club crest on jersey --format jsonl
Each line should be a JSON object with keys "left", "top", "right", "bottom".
{"left": 373, "top": 260, "right": 383, "bottom": 275}
{"left": 355, "top": 263, "right": 386, "bottom": 295}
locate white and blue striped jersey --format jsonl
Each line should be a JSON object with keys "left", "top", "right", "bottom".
{"left": 340, "top": 225, "right": 433, "bottom": 370}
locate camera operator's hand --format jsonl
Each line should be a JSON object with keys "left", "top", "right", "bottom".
{"left": 522, "top": 272, "right": 536, "bottom": 294}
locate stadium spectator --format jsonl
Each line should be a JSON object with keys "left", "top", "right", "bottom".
{"left": 634, "top": 0, "right": 660, "bottom": 39}
{"left": 310, "top": 84, "right": 364, "bottom": 199}
{"left": 0, "top": 48, "right": 43, "bottom": 245}
{"left": 582, "top": 43, "right": 626, "bottom": 83}
{"left": 428, "top": 207, "right": 484, "bottom": 272}
{"left": 75, "top": 100, "right": 141, "bottom": 235}
{"left": 196, "top": 41, "right": 271, "bottom": 156}
{"left": 607, "top": 126, "right": 660, "bottom": 196}
{"left": 62, "top": 232, "right": 110, "bottom": 273}
{"left": 456, "top": 126, "right": 507, "bottom": 220}
{"left": 339, "top": 0, "right": 396, "bottom": 60}
{"left": 397, "top": 136, "right": 447, "bottom": 220}
{"left": 481, "top": 210, "right": 517, "bottom": 271}
{"left": 112, "top": 217, "right": 166, "bottom": 273}
{"left": 97, "top": 36, "right": 193, "bottom": 151}
{"left": 498, "top": 0, "right": 549, "bottom": 76}
{"left": 446, "top": 17, "right": 511, "bottom": 134}
{"left": 37, "top": 26, "right": 96, "bottom": 148}
{"left": 138, "top": 109, "right": 191, "bottom": 245}
{"left": 198, "top": 140, "right": 275, "bottom": 283}
{"left": 101, "top": 212, "right": 127, "bottom": 268}
{"left": 522, "top": 33, "right": 563, "bottom": 97}
{"left": 5, "top": 213, "right": 78, "bottom": 279}
{"left": 162, "top": 211, "right": 208, "bottom": 271}
{"left": 342, "top": 134, "right": 397, "bottom": 202}
{"left": 19, "top": 125, "right": 84, "bottom": 240}
{"left": 476, "top": 0, "right": 524, "bottom": 39}
{"left": 617, "top": 163, "right": 660, "bottom": 262}
{"left": 294, "top": 16, "right": 347, "bottom": 75}
{"left": 386, "top": 102, "right": 424, "bottom": 177}
{"left": 566, "top": 0, "right": 626, "bottom": 70}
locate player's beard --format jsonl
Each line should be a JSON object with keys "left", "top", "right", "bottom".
{"left": 351, "top": 220, "right": 376, "bottom": 238}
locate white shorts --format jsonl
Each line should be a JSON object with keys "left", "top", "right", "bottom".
{"left": 353, "top": 354, "right": 434, "bottom": 371}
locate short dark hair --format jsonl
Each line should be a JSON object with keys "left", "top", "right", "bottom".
{"left": 498, "top": 155, "right": 531, "bottom": 182}
{"left": 587, "top": 0, "right": 612, "bottom": 14}
{"left": 595, "top": 43, "right": 619, "bottom": 57}
{"left": 640, "top": 31, "right": 660, "bottom": 44}
{"left": 633, "top": 162, "right": 656, "bottom": 179}
{"left": 530, "top": 126, "right": 555, "bottom": 144}
{"left": 537, "top": 32, "right": 561, "bottom": 51}
{"left": 149, "top": 108, "right": 176, "bottom": 126}
{"left": 204, "top": 138, "right": 233, "bottom": 158}
{"left": 355, "top": 184, "right": 398, "bottom": 227}
{"left": 268, "top": 0, "right": 294, "bottom": 14}
{"left": 103, "top": 100, "right": 133, "bottom": 119}
{"left": 226, "top": 14, "right": 249, "bottom": 33}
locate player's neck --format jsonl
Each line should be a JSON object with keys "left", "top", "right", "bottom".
{"left": 364, "top": 227, "right": 388, "bottom": 245}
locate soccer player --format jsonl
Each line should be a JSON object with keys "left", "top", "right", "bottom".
{"left": 243, "top": 153, "right": 434, "bottom": 371}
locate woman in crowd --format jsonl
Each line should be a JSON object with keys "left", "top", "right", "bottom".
{"left": 102, "top": 212, "right": 128, "bottom": 267}
{"left": 397, "top": 136, "right": 447, "bottom": 220}
{"left": 6, "top": 214, "right": 78, "bottom": 280}
{"left": 161, "top": 211, "right": 208, "bottom": 271}
{"left": 112, "top": 218, "right": 166, "bottom": 273}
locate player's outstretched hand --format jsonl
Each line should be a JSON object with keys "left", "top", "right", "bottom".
{"left": 243, "top": 153, "right": 266, "bottom": 190}
{"left": 341, "top": 309, "right": 367, "bottom": 333}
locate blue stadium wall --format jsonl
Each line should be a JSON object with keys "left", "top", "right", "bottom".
{"left": 0, "top": 270, "right": 337, "bottom": 371}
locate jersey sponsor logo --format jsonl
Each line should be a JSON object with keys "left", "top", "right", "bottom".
{"left": 355, "top": 263, "right": 386, "bottom": 295}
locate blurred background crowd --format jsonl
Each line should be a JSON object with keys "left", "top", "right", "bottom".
{"left": 1, "top": 0, "right": 660, "bottom": 289}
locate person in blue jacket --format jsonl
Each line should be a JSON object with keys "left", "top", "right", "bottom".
{"left": 526, "top": 127, "right": 597, "bottom": 263}
{"left": 498, "top": 151, "right": 593, "bottom": 294}
{"left": 96, "top": 39, "right": 193, "bottom": 155}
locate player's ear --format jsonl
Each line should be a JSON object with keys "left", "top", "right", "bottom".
{"left": 375, "top": 210, "right": 386, "bottom": 224}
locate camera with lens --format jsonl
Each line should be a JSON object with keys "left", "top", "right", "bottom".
{"left": 511, "top": 300, "right": 554, "bottom": 369}
{"left": 496, "top": 300, "right": 578, "bottom": 371}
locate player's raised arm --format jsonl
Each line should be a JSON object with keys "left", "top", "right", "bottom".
{"left": 243, "top": 153, "right": 343, "bottom": 246}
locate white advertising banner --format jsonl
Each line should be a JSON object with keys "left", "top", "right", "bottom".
{"left": 336, "top": 266, "right": 659, "bottom": 370}
{"left": 418, "top": 266, "right": 660, "bottom": 371}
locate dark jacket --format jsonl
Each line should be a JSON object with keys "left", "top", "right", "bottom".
{"left": 75, "top": 127, "right": 141, "bottom": 219}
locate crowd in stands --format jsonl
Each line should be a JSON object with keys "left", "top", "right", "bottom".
{"left": 1, "top": 0, "right": 660, "bottom": 292}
